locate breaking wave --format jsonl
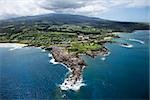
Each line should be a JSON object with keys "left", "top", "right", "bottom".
{"left": 103, "top": 51, "right": 111, "bottom": 57}
{"left": 49, "top": 58, "right": 60, "bottom": 64}
{"left": 42, "top": 49, "right": 46, "bottom": 52}
{"left": 101, "top": 57, "right": 106, "bottom": 61}
{"left": 48, "top": 53, "right": 52, "bottom": 57}
{"left": 59, "top": 76, "right": 86, "bottom": 91}
{"left": 9, "top": 47, "right": 22, "bottom": 51}
{"left": 128, "top": 38, "right": 145, "bottom": 44}
{"left": 120, "top": 44, "right": 133, "bottom": 48}
{"left": 59, "top": 66, "right": 86, "bottom": 91}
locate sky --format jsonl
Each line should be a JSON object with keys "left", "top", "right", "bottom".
{"left": 0, "top": 0, "right": 149, "bottom": 22}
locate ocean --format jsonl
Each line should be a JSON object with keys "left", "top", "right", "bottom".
{"left": 0, "top": 30, "right": 149, "bottom": 99}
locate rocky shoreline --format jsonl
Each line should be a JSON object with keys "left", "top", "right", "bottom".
{"left": 49, "top": 41, "right": 133, "bottom": 91}
{"left": 51, "top": 47, "right": 86, "bottom": 91}
{"left": 50, "top": 45, "right": 112, "bottom": 91}
{"left": 85, "top": 47, "right": 110, "bottom": 58}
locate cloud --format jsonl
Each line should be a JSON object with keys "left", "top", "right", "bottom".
{"left": 0, "top": 0, "right": 149, "bottom": 20}
{"left": 38, "top": 0, "right": 110, "bottom": 16}
{"left": 0, "top": 0, "right": 52, "bottom": 20}
{"left": 110, "top": 0, "right": 150, "bottom": 8}
{"left": 38, "top": 0, "right": 84, "bottom": 10}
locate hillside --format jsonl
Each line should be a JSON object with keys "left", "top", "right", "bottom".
{"left": 0, "top": 13, "right": 149, "bottom": 35}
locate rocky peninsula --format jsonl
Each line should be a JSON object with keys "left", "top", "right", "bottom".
{"left": 50, "top": 43, "right": 112, "bottom": 91}
{"left": 51, "top": 47, "right": 86, "bottom": 91}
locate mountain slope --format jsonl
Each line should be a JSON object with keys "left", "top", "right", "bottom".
{"left": 0, "top": 13, "right": 149, "bottom": 34}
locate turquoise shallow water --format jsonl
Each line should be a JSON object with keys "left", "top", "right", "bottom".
{"left": 0, "top": 30, "right": 149, "bottom": 99}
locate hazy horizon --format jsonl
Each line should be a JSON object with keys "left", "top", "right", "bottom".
{"left": 0, "top": 0, "right": 149, "bottom": 22}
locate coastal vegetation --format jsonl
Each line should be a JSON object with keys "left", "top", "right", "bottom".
{"left": 0, "top": 13, "right": 149, "bottom": 55}
{"left": 0, "top": 30, "right": 115, "bottom": 54}
{"left": 0, "top": 14, "right": 148, "bottom": 55}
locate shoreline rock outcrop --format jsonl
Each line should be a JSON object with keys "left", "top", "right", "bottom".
{"left": 51, "top": 47, "right": 86, "bottom": 91}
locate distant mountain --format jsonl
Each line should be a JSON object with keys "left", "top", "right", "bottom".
{"left": 0, "top": 13, "right": 149, "bottom": 34}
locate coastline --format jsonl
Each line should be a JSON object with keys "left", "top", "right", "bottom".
{"left": 0, "top": 43, "right": 28, "bottom": 51}
{"left": 0, "top": 32, "right": 143, "bottom": 91}
{"left": 0, "top": 30, "right": 146, "bottom": 92}
{"left": 0, "top": 30, "right": 148, "bottom": 99}
{"left": 48, "top": 52, "right": 86, "bottom": 91}
{"left": 0, "top": 43, "right": 27, "bottom": 48}
{"left": 51, "top": 47, "right": 87, "bottom": 91}
{"left": 48, "top": 53, "right": 85, "bottom": 91}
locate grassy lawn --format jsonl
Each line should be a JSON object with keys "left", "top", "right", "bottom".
{"left": 68, "top": 42, "right": 102, "bottom": 53}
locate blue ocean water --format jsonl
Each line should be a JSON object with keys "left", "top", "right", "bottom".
{"left": 0, "top": 47, "right": 67, "bottom": 99}
{"left": 0, "top": 30, "right": 149, "bottom": 99}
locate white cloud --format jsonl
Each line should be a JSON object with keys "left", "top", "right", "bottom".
{"left": 0, "top": 0, "right": 53, "bottom": 19}
{"left": 127, "top": 0, "right": 150, "bottom": 8}
{"left": 72, "top": 1, "right": 109, "bottom": 16}
{"left": 110, "top": 0, "right": 150, "bottom": 7}
{"left": 0, "top": 0, "right": 149, "bottom": 20}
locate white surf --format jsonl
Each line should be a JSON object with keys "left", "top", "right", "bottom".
{"left": 128, "top": 38, "right": 145, "bottom": 44}
{"left": 120, "top": 44, "right": 133, "bottom": 48}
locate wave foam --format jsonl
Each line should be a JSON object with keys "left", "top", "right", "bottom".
{"left": 59, "top": 75, "right": 86, "bottom": 91}
{"left": 42, "top": 49, "right": 46, "bottom": 52}
{"left": 0, "top": 43, "right": 27, "bottom": 47}
{"left": 0, "top": 43, "right": 27, "bottom": 51}
{"left": 103, "top": 51, "right": 111, "bottom": 56}
{"left": 120, "top": 44, "right": 133, "bottom": 48}
{"left": 9, "top": 47, "right": 22, "bottom": 51}
{"left": 59, "top": 65, "right": 86, "bottom": 91}
{"left": 48, "top": 53, "right": 52, "bottom": 57}
{"left": 49, "top": 58, "right": 59, "bottom": 64}
{"left": 128, "top": 38, "right": 145, "bottom": 44}
{"left": 101, "top": 57, "right": 106, "bottom": 61}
